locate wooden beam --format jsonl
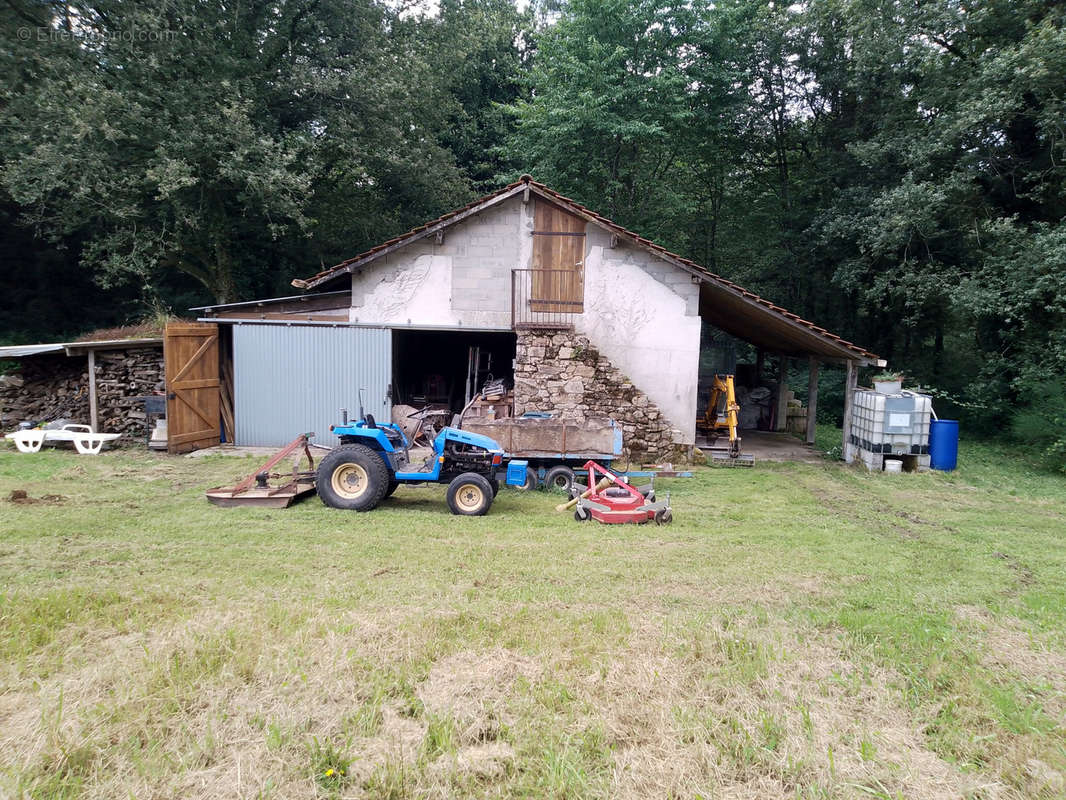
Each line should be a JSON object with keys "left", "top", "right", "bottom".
{"left": 841, "top": 360, "right": 858, "bottom": 462}
{"left": 87, "top": 350, "right": 98, "bottom": 433}
{"left": 806, "top": 356, "right": 820, "bottom": 445}
{"left": 775, "top": 354, "right": 788, "bottom": 432}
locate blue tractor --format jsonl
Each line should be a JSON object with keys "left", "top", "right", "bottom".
{"left": 317, "top": 407, "right": 527, "bottom": 515}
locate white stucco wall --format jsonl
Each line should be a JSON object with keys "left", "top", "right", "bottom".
{"left": 343, "top": 193, "right": 700, "bottom": 441}
{"left": 348, "top": 199, "right": 521, "bottom": 329}
{"left": 577, "top": 228, "right": 701, "bottom": 440}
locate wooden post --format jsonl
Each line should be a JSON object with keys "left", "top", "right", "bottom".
{"left": 775, "top": 354, "right": 788, "bottom": 432}
{"left": 841, "top": 359, "right": 857, "bottom": 462}
{"left": 755, "top": 348, "right": 765, "bottom": 383}
{"left": 806, "top": 356, "right": 819, "bottom": 445}
{"left": 87, "top": 349, "right": 99, "bottom": 433}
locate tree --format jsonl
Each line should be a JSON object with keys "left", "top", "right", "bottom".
{"left": 2, "top": 0, "right": 473, "bottom": 303}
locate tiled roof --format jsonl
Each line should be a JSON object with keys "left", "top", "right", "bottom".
{"left": 293, "top": 175, "right": 879, "bottom": 362}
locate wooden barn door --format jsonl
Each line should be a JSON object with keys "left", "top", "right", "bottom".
{"left": 165, "top": 322, "right": 220, "bottom": 454}
{"left": 531, "top": 200, "right": 586, "bottom": 312}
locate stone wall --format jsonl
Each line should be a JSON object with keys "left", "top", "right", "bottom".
{"left": 0, "top": 347, "right": 164, "bottom": 442}
{"left": 514, "top": 330, "right": 685, "bottom": 460}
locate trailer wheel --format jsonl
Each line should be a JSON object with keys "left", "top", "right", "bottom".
{"left": 317, "top": 445, "right": 389, "bottom": 511}
{"left": 544, "top": 465, "right": 576, "bottom": 493}
{"left": 574, "top": 506, "right": 590, "bottom": 522}
{"left": 516, "top": 466, "right": 539, "bottom": 491}
{"left": 447, "top": 473, "right": 494, "bottom": 516}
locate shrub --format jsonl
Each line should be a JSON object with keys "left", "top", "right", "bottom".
{"left": 1011, "top": 380, "right": 1066, "bottom": 473}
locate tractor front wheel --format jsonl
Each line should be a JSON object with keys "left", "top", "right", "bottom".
{"left": 317, "top": 445, "right": 390, "bottom": 511}
{"left": 446, "top": 473, "right": 494, "bottom": 516}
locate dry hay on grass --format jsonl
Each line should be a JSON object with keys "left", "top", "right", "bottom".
{"left": 426, "top": 741, "right": 516, "bottom": 782}
{"left": 957, "top": 606, "right": 1066, "bottom": 688}
{"left": 0, "top": 605, "right": 431, "bottom": 799}
{"left": 418, "top": 648, "right": 542, "bottom": 740}
{"left": 586, "top": 616, "right": 995, "bottom": 800}
{"left": 954, "top": 606, "right": 1066, "bottom": 796}
{"left": 635, "top": 573, "right": 836, "bottom": 617}
{"left": 0, "top": 595, "right": 1027, "bottom": 800}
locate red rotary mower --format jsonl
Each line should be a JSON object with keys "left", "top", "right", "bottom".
{"left": 572, "top": 460, "right": 673, "bottom": 524}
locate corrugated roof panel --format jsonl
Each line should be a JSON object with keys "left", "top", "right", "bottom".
{"left": 0, "top": 343, "right": 65, "bottom": 358}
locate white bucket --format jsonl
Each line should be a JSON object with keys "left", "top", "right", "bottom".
{"left": 884, "top": 459, "right": 903, "bottom": 473}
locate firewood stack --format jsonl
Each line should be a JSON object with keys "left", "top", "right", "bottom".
{"left": 93, "top": 350, "right": 166, "bottom": 438}
{"left": 0, "top": 348, "right": 164, "bottom": 442}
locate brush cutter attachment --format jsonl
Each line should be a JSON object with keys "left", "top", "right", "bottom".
{"left": 572, "top": 460, "right": 672, "bottom": 524}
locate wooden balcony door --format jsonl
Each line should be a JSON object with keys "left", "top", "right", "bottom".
{"left": 531, "top": 200, "right": 586, "bottom": 313}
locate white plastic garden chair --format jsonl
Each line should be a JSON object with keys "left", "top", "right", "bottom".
{"left": 5, "top": 424, "right": 121, "bottom": 455}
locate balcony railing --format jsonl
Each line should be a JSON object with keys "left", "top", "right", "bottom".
{"left": 511, "top": 268, "right": 584, "bottom": 330}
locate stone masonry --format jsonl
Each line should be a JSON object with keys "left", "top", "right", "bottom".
{"left": 514, "top": 330, "right": 685, "bottom": 460}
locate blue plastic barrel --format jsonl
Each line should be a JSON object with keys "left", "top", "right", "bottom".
{"left": 929, "top": 420, "right": 959, "bottom": 471}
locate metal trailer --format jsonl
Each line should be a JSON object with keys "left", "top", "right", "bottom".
{"left": 461, "top": 415, "right": 620, "bottom": 491}
{"left": 461, "top": 415, "right": 691, "bottom": 491}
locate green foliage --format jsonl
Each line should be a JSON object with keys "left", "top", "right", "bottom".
{"left": 500, "top": 0, "right": 1066, "bottom": 441}
{"left": 0, "top": 0, "right": 492, "bottom": 309}
{"left": 1012, "top": 381, "right": 1066, "bottom": 473}
{"left": 308, "top": 736, "right": 352, "bottom": 793}
{"left": 2, "top": 0, "right": 1065, "bottom": 434}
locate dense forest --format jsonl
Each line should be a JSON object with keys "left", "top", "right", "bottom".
{"left": 1, "top": 0, "right": 1064, "bottom": 461}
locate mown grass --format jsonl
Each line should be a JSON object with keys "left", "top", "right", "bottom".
{"left": 1, "top": 430, "right": 1065, "bottom": 798}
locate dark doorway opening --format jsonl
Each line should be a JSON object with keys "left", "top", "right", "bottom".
{"left": 391, "top": 329, "right": 516, "bottom": 415}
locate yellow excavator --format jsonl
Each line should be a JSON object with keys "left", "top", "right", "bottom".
{"left": 697, "top": 373, "right": 747, "bottom": 462}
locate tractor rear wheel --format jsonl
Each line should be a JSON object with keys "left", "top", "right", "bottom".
{"left": 446, "top": 472, "right": 494, "bottom": 516}
{"left": 317, "top": 445, "right": 390, "bottom": 511}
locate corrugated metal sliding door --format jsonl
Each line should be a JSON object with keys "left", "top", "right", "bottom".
{"left": 232, "top": 325, "right": 391, "bottom": 447}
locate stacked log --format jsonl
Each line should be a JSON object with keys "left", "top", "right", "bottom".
{"left": 93, "top": 349, "right": 166, "bottom": 439}
{"left": 0, "top": 347, "right": 164, "bottom": 443}
{"left": 0, "top": 355, "right": 88, "bottom": 430}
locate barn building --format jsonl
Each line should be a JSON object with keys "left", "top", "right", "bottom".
{"left": 190, "top": 175, "right": 882, "bottom": 458}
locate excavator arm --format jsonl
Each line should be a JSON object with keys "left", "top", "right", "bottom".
{"left": 699, "top": 373, "right": 742, "bottom": 458}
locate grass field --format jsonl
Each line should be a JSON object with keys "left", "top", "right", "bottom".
{"left": 2, "top": 432, "right": 1066, "bottom": 799}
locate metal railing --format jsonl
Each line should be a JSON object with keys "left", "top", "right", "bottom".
{"left": 511, "top": 268, "right": 584, "bottom": 330}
